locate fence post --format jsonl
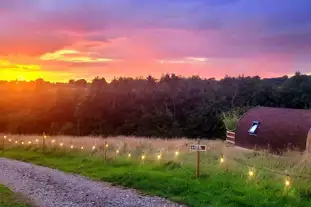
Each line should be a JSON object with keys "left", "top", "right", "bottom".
{"left": 42, "top": 133, "right": 46, "bottom": 153}
{"left": 104, "top": 141, "right": 108, "bottom": 163}
{"left": 2, "top": 135, "right": 6, "bottom": 151}
{"left": 196, "top": 139, "right": 200, "bottom": 179}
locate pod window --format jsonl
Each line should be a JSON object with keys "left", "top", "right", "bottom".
{"left": 249, "top": 121, "right": 259, "bottom": 135}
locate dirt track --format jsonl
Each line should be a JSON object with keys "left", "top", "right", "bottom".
{"left": 0, "top": 158, "right": 184, "bottom": 207}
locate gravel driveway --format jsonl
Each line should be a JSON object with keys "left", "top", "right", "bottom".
{"left": 0, "top": 158, "right": 185, "bottom": 207}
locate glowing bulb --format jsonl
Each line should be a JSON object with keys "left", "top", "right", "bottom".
{"left": 116, "top": 150, "right": 119, "bottom": 154}
{"left": 220, "top": 157, "right": 224, "bottom": 163}
{"left": 157, "top": 154, "right": 161, "bottom": 160}
{"left": 81, "top": 146, "right": 84, "bottom": 150}
{"left": 141, "top": 155, "right": 145, "bottom": 160}
{"left": 175, "top": 151, "right": 179, "bottom": 156}
{"left": 105, "top": 144, "right": 109, "bottom": 148}
{"left": 21, "top": 142, "right": 24, "bottom": 145}
{"left": 70, "top": 145, "right": 74, "bottom": 149}
{"left": 8, "top": 139, "right": 12, "bottom": 142}
{"left": 43, "top": 135, "right": 47, "bottom": 139}
{"left": 3, "top": 136, "right": 7, "bottom": 139}
{"left": 28, "top": 141, "right": 32, "bottom": 144}
{"left": 60, "top": 143, "right": 63, "bottom": 147}
{"left": 248, "top": 170, "right": 254, "bottom": 177}
{"left": 15, "top": 141, "right": 18, "bottom": 144}
{"left": 51, "top": 140, "right": 55, "bottom": 143}
{"left": 128, "top": 153, "right": 131, "bottom": 158}
{"left": 92, "top": 146, "right": 96, "bottom": 150}
{"left": 285, "top": 179, "right": 290, "bottom": 187}
{"left": 35, "top": 139, "right": 39, "bottom": 143}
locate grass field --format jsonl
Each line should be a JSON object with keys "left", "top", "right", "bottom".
{"left": 0, "top": 185, "right": 31, "bottom": 207}
{"left": 1, "top": 135, "right": 311, "bottom": 207}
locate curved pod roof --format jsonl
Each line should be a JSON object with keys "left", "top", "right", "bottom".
{"left": 235, "top": 107, "right": 311, "bottom": 152}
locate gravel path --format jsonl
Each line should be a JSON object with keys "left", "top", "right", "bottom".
{"left": 0, "top": 158, "right": 185, "bottom": 207}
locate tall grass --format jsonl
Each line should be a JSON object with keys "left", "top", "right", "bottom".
{"left": 222, "top": 113, "right": 239, "bottom": 131}
{"left": 1, "top": 135, "right": 311, "bottom": 206}
{"left": 2, "top": 134, "right": 311, "bottom": 176}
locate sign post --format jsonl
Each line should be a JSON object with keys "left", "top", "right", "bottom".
{"left": 190, "top": 140, "right": 207, "bottom": 179}
{"left": 196, "top": 139, "right": 200, "bottom": 179}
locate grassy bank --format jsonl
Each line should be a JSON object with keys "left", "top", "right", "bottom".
{"left": 1, "top": 147, "right": 311, "bottom": 207}
{"left": 0, "top": 185, "right": 31, "bottom": 207}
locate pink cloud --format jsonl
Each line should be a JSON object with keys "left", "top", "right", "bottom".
{"left": 1, "top": 0, "right": 310, "bottom": 82}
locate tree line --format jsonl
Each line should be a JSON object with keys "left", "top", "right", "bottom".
{"left": 0, "top": 72, "right": 310, "bottom": 139}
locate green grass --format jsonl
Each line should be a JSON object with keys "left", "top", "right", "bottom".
{"left": 0, "top": 185, "right": 32, "bottom": 207}
{"left": 1, "top": 147, "right": 311, "bottom": 207}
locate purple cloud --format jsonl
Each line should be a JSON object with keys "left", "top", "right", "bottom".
{"left": 1, "top": 0, "right": 311, "bottom": 79}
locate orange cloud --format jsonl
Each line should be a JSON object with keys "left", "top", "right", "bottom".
{"left": 0, "top": 59, "right": 40, "bottom": 81}
{"left": 0, "top": 59, "right": 73, "bottom": 82}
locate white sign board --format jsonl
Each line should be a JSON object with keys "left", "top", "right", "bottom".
{"left": 190, "top": 144, "right": 207, "bottom": 151}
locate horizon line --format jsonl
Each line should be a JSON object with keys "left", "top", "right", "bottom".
{"left": 0, "top": 72, "right": 303, "bottom": 84}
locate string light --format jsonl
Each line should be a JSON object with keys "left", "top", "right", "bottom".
{"left": 43, "top": 135, "right": 47, "bottom": 139}
{"left": 248, "top": 170, "right": 254, "bottom": 177}
{"left": 220, "top": 154, "right": 225, "bottom": 163}
{"left": 3, "top": 137, "right": 310, "bottom": 188}
{"left": 285, "top": 180, "right": 290, "bottom": 186}
{"left": 285, "top": 177, "right": 291, "bottom": 187}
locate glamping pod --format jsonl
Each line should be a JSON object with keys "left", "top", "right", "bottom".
{"left": 235, "top": 107, "right": 311, "bottom": 153}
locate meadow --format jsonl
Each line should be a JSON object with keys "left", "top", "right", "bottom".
{"left": 1, "top": 135, "right": 311, "bottom": 207}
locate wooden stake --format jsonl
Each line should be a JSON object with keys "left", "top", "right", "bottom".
{"left": 2, "top": 136, "right": 5, "bottom": 151}
{"left": 42, "top": 134, "right": 46, "bottom": 153}
{"left": 196, "top": 139, "right": 200, "bottom": 179}
{"left": 104, "top": 141, "right": 107, "bottom": 163}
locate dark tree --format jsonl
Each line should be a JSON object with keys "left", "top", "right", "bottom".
{"left": 0, "top": 73, "right": 310, "bottom": 139}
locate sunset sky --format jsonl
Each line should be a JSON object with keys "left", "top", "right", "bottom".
{"left": 1, "top": 0, "right": 311, "bottom": 82}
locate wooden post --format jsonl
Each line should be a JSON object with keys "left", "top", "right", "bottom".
{"left": 104, "top": 141, "right": 107, "bottom": 163}
{"left": 141, "top": 152, "right": 145, "bottom": 165}
{"left": 2, "top": 135, "right": 5, "bottom": 151}
{"left": 42, "top": 134, "right": 46, "bottom": 153}
{"left": 196, "top": 139, "right": 200, "bottom": 179}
